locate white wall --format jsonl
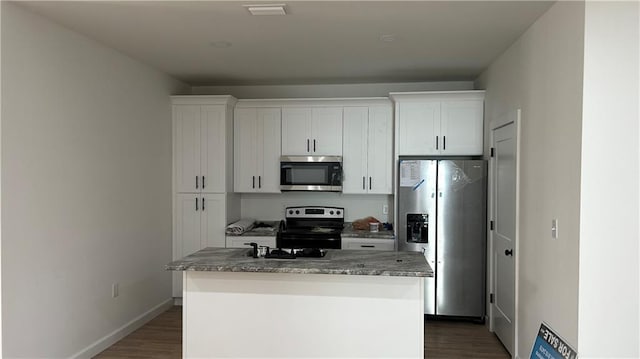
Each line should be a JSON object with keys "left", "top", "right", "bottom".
{"left": 1, "top": 3, "right": 187, "bottom": 357}
{"left": 0, "top": 2, "right": 3, "bottom": 355}
{"left": 241, "top": 193, "right": 393, "bottom": 223}
{"left": 191, "top": 81, "right": 473, "bottom": 98}
{"left": 475, "top": 2, "right": 585, "bottom": 357}
{"left": 579, "top": 2, "right": 639, "bottom": 357}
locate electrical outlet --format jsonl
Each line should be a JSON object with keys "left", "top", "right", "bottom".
{"left": 112, "top": 283, "right": 119, "bottom": 298}
{"left": 551, "top": 219, "right": 559, "bottom": 239}
{"left": 382, "top": 204, "right": 389, "bottom": 215}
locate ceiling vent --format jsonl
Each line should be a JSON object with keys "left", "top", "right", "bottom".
{"left": 244, "top": 4, "right": 287, "bottom": 16}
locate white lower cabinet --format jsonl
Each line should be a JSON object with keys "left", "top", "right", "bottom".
{"left": 342, "top": 238, "right": 395, "bottom": 251}
{"left": 226, "top": 236, "right": 276, "bottom": 249}
{"left": 174, "top": 193, "right": 238, "bottom": 297}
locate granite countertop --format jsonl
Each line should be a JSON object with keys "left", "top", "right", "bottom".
{"left": 225, "top": 220, "right": 280, "bottom": 237}
{"left": 341, "top": 223, "right": 395, "bottom": 239}
{"left": 166, "top": 247, "right": 432, "bottom": 277}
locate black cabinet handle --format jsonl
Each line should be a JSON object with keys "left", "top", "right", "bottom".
{"left": 362, "top": 177, "right": 365, "bottom": 190}
{"left": 202, "top": 197, "right": 205, "bottom": 211}
{"left": 252, "top": 176, "right": 255, "bottom": 189}
{"left": 436, "top": 136, "right": 439, "bottom": 150}
{"left": 195, "top": 176, "right": 199, "bottom": 189}
{"left": 307, "top": 139, "right": 310, "bottom": 152}
{"left": 195, "top": 197, "right": 199, "bottom": 211}
{"left": 369, "top": 177, "right": 372, "bottom": 190}
{"left": 505, "top": 249, "right": 513, "bottom": 256}
{"left": 313, "top": 139, "right": 316, "bottom": 152}
{"left": 202, "top": 176, "right": 205, "bottom": 188}
{"left": 361, "top": 245, "right": 375, "bottom": 248}
{"left": 259, "top": 176, "right": 262, "bottom": 188}
{"left": 443, "top": 136, "right": 446, "bottom": 150}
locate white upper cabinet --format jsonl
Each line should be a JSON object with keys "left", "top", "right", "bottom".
{"left": 173, "top": 96, "right": 236, "bottom": 193}
{"left": 342, "top": 104, "right": 393, "bottom": 194}
{"left": 440, "top": 99, "right": 484, "bottom": 155}
{"left": 282, "top": 107, "right": 343, "bottom": 156}
{"left": 234, "top": 107, "right": 281, "bottom": 193}
{"left": 342, "top": 107, "right": 369, "bottom": 193}
{"left": 397, "top": 101, "right": 440, "bottom": 155}
{"left": 175, "top": 105, "right": 202, "bottom": 193}
{"left": 367, "top": 106, "right": 393, "bottom": 194}
{"left": 392, "top": 91, "right": 484, "bottom": 156}
{"left": 311, "top": 107, "right": 343, "bottom": 156}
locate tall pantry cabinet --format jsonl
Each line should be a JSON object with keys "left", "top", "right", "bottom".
{"left": 172, "top": 95, "right": 240, "bottom": 298}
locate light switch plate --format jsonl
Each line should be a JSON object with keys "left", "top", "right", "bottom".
{"left": 551, "top": 219, "right": 558, "bottom": 239}
{"left": 382, "top": 205, "right": 389, "bottom": 215}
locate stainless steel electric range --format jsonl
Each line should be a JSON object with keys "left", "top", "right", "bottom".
{"left": 275, "top": 206, "right": 344, "bottom": 257}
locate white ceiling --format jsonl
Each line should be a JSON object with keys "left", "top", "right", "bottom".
{"left": 18, "top": 1, "right": 554, "bottom": 86}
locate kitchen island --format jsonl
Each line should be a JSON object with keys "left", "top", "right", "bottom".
{"left": 167, "top": 247, "right": 432, "bottom": 358}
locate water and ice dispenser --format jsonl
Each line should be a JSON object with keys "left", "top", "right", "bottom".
{"left": 406, "top": 213, "right": 428, "bottom": 243}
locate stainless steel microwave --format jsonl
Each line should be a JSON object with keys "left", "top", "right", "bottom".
{"left": 280, "top": 156, "right": 342, "bottom": 192}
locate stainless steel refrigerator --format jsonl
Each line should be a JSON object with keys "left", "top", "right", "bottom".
{"left": 398, "top": 159, "right": 487, "bottom": 318}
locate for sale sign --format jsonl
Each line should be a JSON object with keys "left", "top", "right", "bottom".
{"left": 530, "top": 322, "right": 577, "bottom": 359}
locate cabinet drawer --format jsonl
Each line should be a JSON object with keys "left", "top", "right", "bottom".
{"left": 343, "top": 239, "right": 395, "bottom": 251}
{"left": 226, "top": 236, "right": 276, "bottom": 248}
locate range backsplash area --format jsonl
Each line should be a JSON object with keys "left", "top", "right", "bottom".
{"left": 240, "top": 193, "right": 393, "bottom": 223}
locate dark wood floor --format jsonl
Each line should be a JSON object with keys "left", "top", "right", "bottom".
{"left": 95, "top": 306, "right": 510, "bottom": 358}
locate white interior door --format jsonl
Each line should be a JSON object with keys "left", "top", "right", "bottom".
{"left": 491, "top": 119, "right": 518, "bottom": 357}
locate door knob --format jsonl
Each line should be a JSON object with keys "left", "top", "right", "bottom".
{"left": 505, "top": 249, "right": 513, "bottom": 256}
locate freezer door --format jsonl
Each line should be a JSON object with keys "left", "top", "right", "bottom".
{"left": 397, "top": 159, "right": 437, "bottom": 314}
{"left": 436, "top": 160, "right": 487, "bottom": 317}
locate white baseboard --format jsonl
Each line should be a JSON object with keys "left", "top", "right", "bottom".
{"left": 173, "top": 297, "right": 183, "bottom": 306}
{"left": 69, "top": 298, "right": 174, "bottom": 359}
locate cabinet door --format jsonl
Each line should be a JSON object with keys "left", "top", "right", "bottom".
{"left": 175, "top": 105, "right": 201, "bottom": 193}
{"left": 176, "top": 194, "right": 202, "bottom": 258}
{"left": 201, "top": 194, "right": 227, "bottom": 248}
{"left": 440, "top": 99, "right": 484, "bottom": 155}
{"left": 312, "top": 107, "right": 343, "bottom": 155}
{"left": 257, "top": 108, "right": 282, "bottom": 193}
{"left": 282, "top": 108, "right": 312, "bottom": 155}
{"left": 342, "top": 107, "right": 369, "bottom": 194}
{"left": 397, "top": 101, "right": 440, "bottom": 155}
{"left": 367, "top": 106, "right": 393, "bottom": 194}
{"left": 201, "top": 105, "right": 227, "bottom": 192}
{"left": 234, "top": 108, "right": 258, "bottom": 193}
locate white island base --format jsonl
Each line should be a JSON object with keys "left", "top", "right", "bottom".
{"left": 183, "top": 271, "right": 425, "bottom": 358}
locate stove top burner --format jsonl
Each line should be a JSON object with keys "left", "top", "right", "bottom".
{"left": 264, "top": 248, "right": 327, "bottom": 259}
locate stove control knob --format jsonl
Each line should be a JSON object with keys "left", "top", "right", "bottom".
{"left": 336, "top": 210, "right": 341, "bottom": 215}
{"left": 295, "top": 210, "right": 300, "bottom": 215}
{"left": 288, "top": 210, "right": 293, "bottom": 215}
{"left": 330, "top": 210, "right": 334, "bottom": 215}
